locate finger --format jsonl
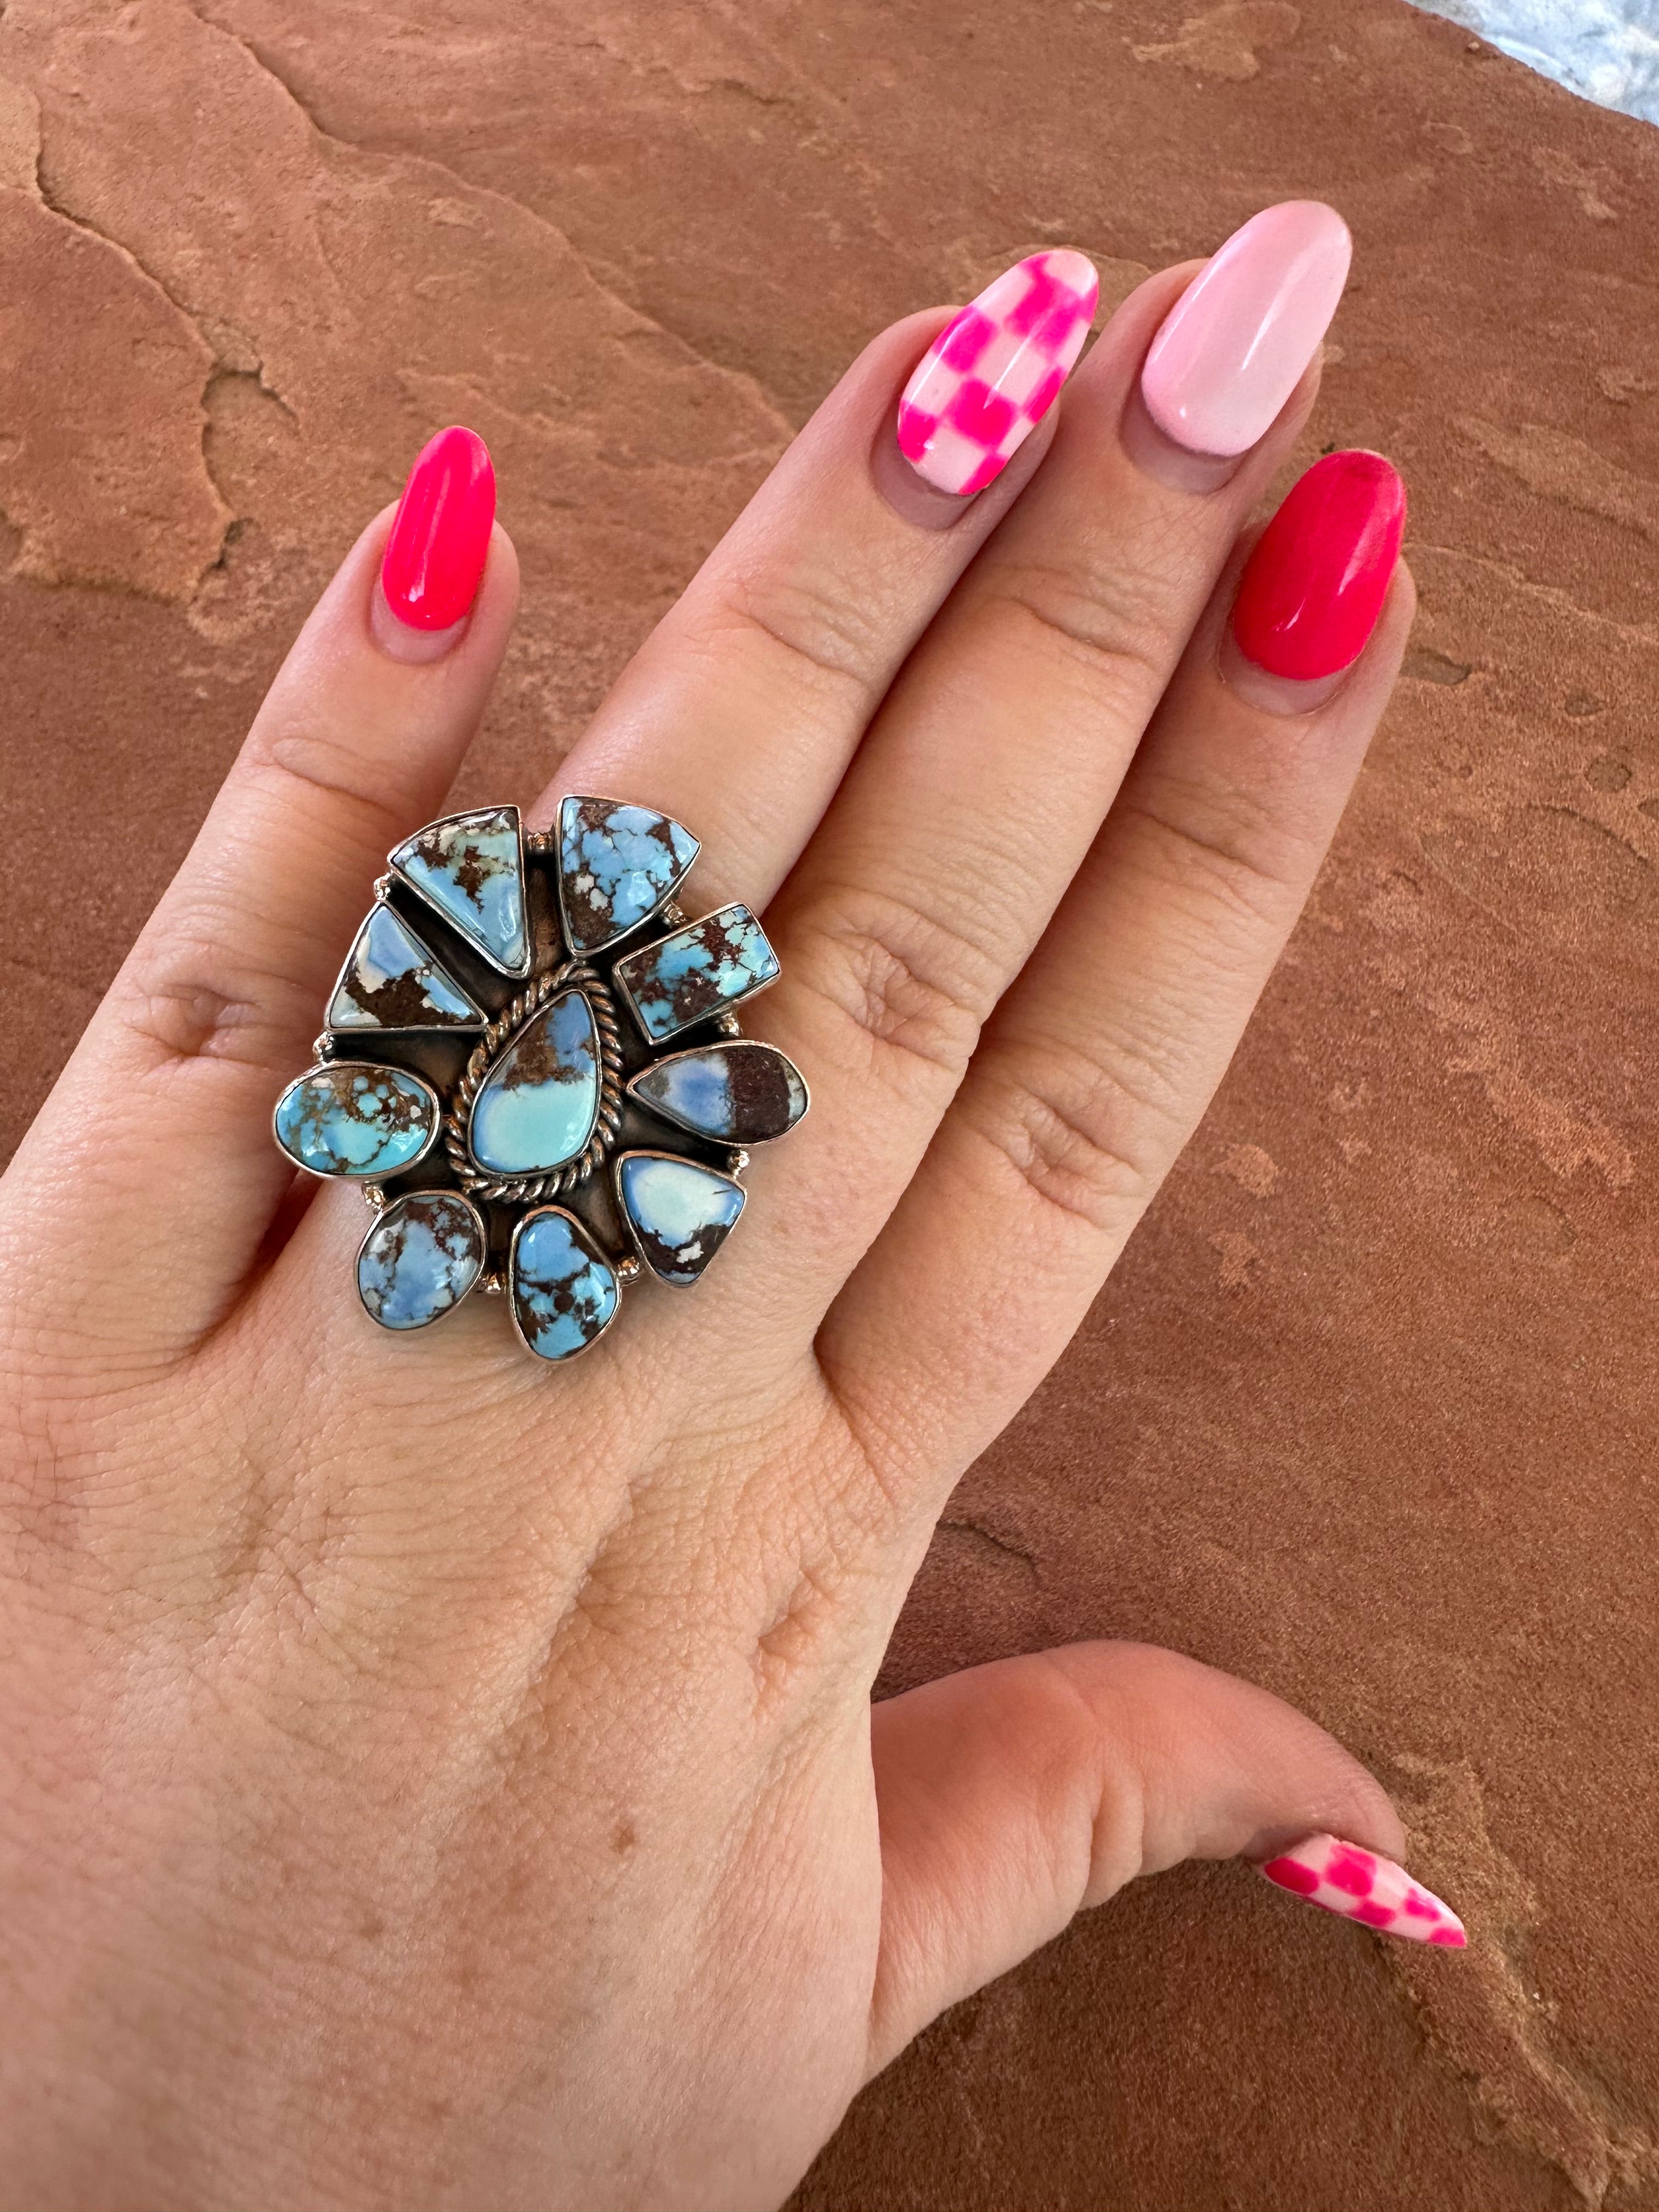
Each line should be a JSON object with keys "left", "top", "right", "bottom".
{"left": 825, "top": 462, "right": 1411, "bottom": 1492}
{"left": 868, "top": 1640, "right": 1464, "bottom": 2075}
{"left": 741, "top": 210, "right": 1350, "bottom": 1344}
{"left": 538, "top": 260, "right": 1100, "bottom": 908}
{"left": 0, "top": 428, "right": 516, "bottom": 1357}
{"left": 246, "top": 278, "right": 1099, "bottom": 1412}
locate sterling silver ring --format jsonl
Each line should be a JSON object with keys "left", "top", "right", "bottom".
{"left": 272, "top": 799, "right": 808, "bottom": 1361}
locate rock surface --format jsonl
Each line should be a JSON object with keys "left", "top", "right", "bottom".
{"left": 1, "top": 2, "right": 1655, "bottom": 2204}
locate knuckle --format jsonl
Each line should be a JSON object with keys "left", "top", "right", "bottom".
{"left": 1118, "top": 786, "right": 1304, "bottom": 943}
{"left": 981, "top": 557, "right": 1178, "bottom": 718}
{"left": 118, "top": 919, "right": 311, "bottom": 1067}
{"left": 792, "top": 884, "right": 999, "bottom": 1088}
{"left": 963, "top": 1041, "right": 1180, "bottom": 1235}
{"left": 691, "top": 565, "right": 890, "bottom": 707}
{"left": 247, "top": 721, "right": 416, "bottom": 851}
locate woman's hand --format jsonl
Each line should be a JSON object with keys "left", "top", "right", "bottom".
{"left": 0, "top": 204, "right": 1455, "bottom": 2212}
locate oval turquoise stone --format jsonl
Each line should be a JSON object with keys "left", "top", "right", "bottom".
{"left": 511, "top": 1208, "right": 619, "bottom": 1361}
{"left": 357, "top": 1192, "right": 485, "bottom": 1330}
{"left": 273, "top": 1063, "right": 437, "bottom": 1178}
{"left": 469, "top": 990, "right": 601, "bottom": 1175}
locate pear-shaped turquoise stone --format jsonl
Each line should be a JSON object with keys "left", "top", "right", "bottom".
{"left": 613, "top": 904, "right": 780, "bottom": 1045}
{"left": 617, "top": 1153, "right": 745, "bottom": 1286}
{"left": 558, "top": 796, "right": 699, "bottom": 955}
{"left": 357, "top": 1192, "right": 485, "bottom": 1329}
{"left": 273, "top": 1063, "right": 437, "bottom": 1178}
{"left": 390, "top": 806, "right": 529, "bottom": 975}
{"left": 628, "top": 1041, "right": 806, "bottom": 1144}
{"left": 328, "top": 902, "right": 484, "bottom": 1031}
{"left": 469, "top": 990, "right": 600, "bottom": 1174}
{"left": 511, "top": 1208, "right": 619, "bottom": 1360}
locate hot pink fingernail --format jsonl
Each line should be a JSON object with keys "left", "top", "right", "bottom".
{"left": 381, "top": 425, "right": 495, "bottom": 631}
{"left": 1257, "top": 1833, "right": 1466, "bottom": 1947}
{"left": 896, "top": 251, "right": 1099, "bottom": 498}
{"left": 1140, "top": 201, "right": 1351, "bottom": 458}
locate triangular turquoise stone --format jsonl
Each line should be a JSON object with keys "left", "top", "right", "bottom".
{"left": 327, "top": 902, "right": 485, "bottom": 1030}
{"left": 557, "top": 795, "right": 699, "bottom": 955}
{"left": 468, "top": 990, "right": 600, "bottom": 1174}
{"left": 390, "top": 806, "right": 529, "bottom": 975}
{"left": 617, "top": 1153, "right": 745, "bottom": 1286}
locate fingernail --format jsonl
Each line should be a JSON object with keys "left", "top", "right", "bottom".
{"left": 1257, "top": 1833, "right": 1466, "bottom": 1946}
{"left": 1231, "top": 449, "right": 1406, "bottom": 682}
{"left": 897, "top": 251, "right": 1099, "bottom": 498}
{"left": 380, "top": 425, "right": 496, "bottom": 631}
{"left": 1141, "top": 202, "right": 1351, "bottom": 458}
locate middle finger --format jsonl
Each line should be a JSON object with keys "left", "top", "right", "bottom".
{"left": 747, "top": 206, "right": 1350, "bottom": 1340}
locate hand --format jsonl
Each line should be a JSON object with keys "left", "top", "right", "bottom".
{"left": 0, "top": 204, "right": 1457, "bottom": 2212}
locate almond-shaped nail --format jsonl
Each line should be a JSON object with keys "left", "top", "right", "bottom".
{"left": 381, "top": 425, "right": 496, "bottom": 630}
{"left": 1257, "top": 1833, "right": 1466, "bottom": 1946}
{"left": 1141, "top": 202, "right": 1351, "bottom": 458}
{"left": 897, "top": 251, "right": 1099, "bottom": 498}
{"left": 1232, "top": 449, "right": 1406, "bottom": 682}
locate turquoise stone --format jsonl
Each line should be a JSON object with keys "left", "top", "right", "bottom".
{"left": 613, "top": 904, "right": 780, "bottom": 1045}
{"left": 469, "top": 989, "right": 600, "bottom": 1175}
{"left": 273, "top": 1063, "right": 437, "bottom": 1178}
{"left": 327, "top": 901, "right": 484, "bottom": 1031}
{"left": 511, "top": 1208, "right": 619, "bottom": 1360}
{"left": 628, "top": 1041, "right": 806, "bottom": 1145}
{"left": 390, "top": 806, "right": 529, "bottom": 975}
{"left": 617, "top": 1153, "right": 745, "bottom": 1286}
{"left": 357, "top": 1191, "right": 485, "bottom": 1329}
{"left": 558, "top": 795, "right": 699, "bottom": 955}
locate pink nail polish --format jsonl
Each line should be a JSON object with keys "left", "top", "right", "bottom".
{"left": 1257, "top": 1833, "right": 1466, "bottom": 1946}
{"left": 381, "top": 426, "right": 496, "bottom": 631}
{"left": 1140, "top": 202, "right": 1351, "bottom": 458}
{"left": 897, "top": 251, "right": 1099, "bottom": 498}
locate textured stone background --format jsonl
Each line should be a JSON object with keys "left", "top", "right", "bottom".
{"left": 2, "top": 3, "right": 1655, "bottom": 2207}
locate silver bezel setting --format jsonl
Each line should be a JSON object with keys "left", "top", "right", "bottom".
{"left": 506, "top": 1204, "right": 623, "bottom": 1362}
{"left": 449, "top": 961, "right": 624, "bottom": 1205}
{"left": 324, "top": 899, "right": 489, "bottom": 1033}
{"left": 276, "top": 799, "right": 806, "bottom": 1359}
{"left": 354, "top": 1189, "right": 488, "bottom": 1331}
{"left": 272, "top": 1060, "right": 444, "bottom": 1180}
{"left": 613, "top": 1149, "right": 747, "bottom": 1291}
{"left": 390, "top": 803, "right": 535, "bottom": 980}
{"left": 553, "top": 791, "right": 702, "bottom": 959}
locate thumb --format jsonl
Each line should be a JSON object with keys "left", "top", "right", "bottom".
{"left": 867, "top": 1640, "right": 1465, "bottom": 2073}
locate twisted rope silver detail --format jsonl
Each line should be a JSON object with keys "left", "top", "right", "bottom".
{"left": 442, "top": 960, "right": 625, "bottom": 1203}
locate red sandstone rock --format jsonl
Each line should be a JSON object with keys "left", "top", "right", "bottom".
{"left": 1, "top": 3, "right": 1654, "bottom": 2204}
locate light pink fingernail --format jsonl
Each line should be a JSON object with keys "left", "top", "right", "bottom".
{"left": 1140, "top": 202, "right": 1351, "bottom": 458}
{"left": 1257, "top": 1833, "right": 1466, "bottom": 1947}
{"left": 896, "top": 250, "right": 1099, "bottom": 498}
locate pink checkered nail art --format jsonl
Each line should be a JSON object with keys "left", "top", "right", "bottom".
{"left": 1257, "top": 1833, "right": 1467, "bottom": 1946}
{"left": 896, "top": 250, "right": 1099, "bottom": 497}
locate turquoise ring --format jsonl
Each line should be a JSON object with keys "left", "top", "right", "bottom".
{"left": 273, "top": 799, "right": 808, "bottom": 1361}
